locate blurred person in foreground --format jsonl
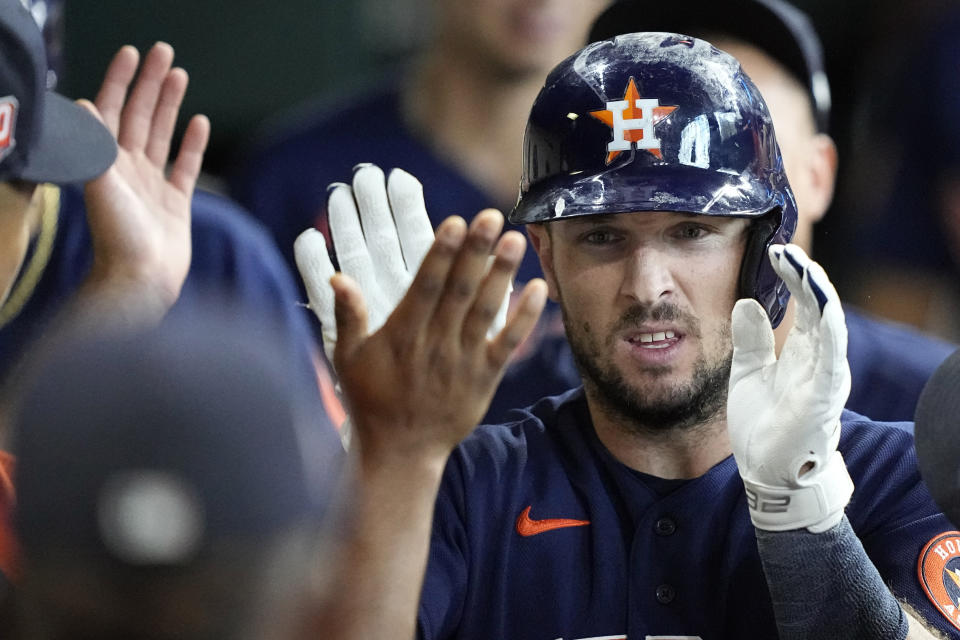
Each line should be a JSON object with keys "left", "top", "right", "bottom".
{"left": 6, "top": 311, "right": 342, "bottom": 639}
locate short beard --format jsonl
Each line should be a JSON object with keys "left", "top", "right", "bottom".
{"left": 563, "top": 300, "right": 732, "bottom": 435}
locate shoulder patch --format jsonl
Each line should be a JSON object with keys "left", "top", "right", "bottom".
{"left": 918, "top": 531, "right": 960, "bottom": 631}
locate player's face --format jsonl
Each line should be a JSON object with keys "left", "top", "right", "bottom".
{"left": 435, "top": 0, "right": 610, "bottom": 77}
{"left": 0, "top": 181, "right": 40, "bottom": 307}
{"left": 531, "top": 211, "right": 749, "bottom": 430}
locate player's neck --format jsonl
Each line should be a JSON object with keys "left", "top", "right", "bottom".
{"left": 401, "top": 50, "right": 545, "bottom": 208}
{"left": 585, "top": 391, "right": 733, "bottom": 479}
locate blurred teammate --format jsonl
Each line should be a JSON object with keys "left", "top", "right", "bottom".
{"left": 486, "top": 0, "right": 956, "bottom": 424}
{"left": 231, "top": 0, "right": 609, "bottom": 289}
{"left": 297, "top": 32, "right": 956, "bottom": 637}
{"left": 7, "top": 311, "right": 341, "bottom": 639}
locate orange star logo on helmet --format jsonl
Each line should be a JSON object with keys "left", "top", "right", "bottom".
{"left": 589, "top": 77, "right": 677, "bottom": 164}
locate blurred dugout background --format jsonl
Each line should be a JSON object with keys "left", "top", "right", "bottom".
{"left": 59, "top": 0, "right": 960, "bottom": 342}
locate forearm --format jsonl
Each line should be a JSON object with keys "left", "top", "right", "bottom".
{"left": 756, "top": 516, "right": 942, "bottom": 639}
{"left": 298, "top": 449, "right": 447, "bottom": 640}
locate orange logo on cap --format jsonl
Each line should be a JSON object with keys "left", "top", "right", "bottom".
{"left": 918, "top": 531, "right": 960, "bottom": 631}
{"left": 0, "top": 96, "right": 17, "bottom": 162}
{"left": 589, "top": 77, "right": 677, "bottom": 164}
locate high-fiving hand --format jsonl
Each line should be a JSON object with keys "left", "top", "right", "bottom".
{"left": 79, "top": 42, "right": 209, "bottom": 319}
{"left": 728, "top": 243, "right": 853, "bottom": 533}
{"left": 296, "top": 164, "right": 509, "bottom": 365}
{"left": 295, "top": 164, "right": 546, "bottom": 463}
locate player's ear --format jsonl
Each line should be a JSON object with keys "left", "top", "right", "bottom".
{"left": 804, "top": 133, "right": 838, "bottom": 224}
{"left": 526, "top": 223, "right": 560, "bottom": 302}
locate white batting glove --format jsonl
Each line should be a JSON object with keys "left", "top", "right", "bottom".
{"left": 727, "top": 244, "right": 853, "bottom": 533}
{"left": 294, "top": 163, "right": 509, "bottom": 365}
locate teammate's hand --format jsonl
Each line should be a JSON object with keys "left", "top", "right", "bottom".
{"left": 727, "top": 243, "right": 853, "bottom": 533}
{"left": 78, "top": 43, "right": 209, "bottom": 321}
{"left": 295, "top": 164, "right": 509, "bottom": 365}
{"left": 323, "top": 210, "right": 547, "bottom": 464}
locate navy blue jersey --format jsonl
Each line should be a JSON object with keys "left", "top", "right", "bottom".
{"left": 486, "top": 307, "right": 957, "bottom": 425}
{"left": 422, "top": 388, "right": 958, "bottom": 638}
{"left": 229, "top": 86, "right": 544, "bottom": 285}
{"left": 0, "top": 184, "right": 338, "bottom": 441}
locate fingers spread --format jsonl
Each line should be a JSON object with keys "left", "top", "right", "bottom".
{"left": 391, "top": 215, "right": 467, "bottom": 335}
{"left": 431, "top": 210, "right": 503, "bottom": 340}
{"left": 330, "top": 273, "right": 369, "bottom": 369}
{"left": 461, "top": 231, "right": 524, "bottom": 346}
{"left": 294, "top": 228, "right": 338, "bottom": 348}
{"left": 144, "top": 66, "right": 189, "bottom": 167}
{"left": 769, "top": 244, "right": 816, "bottom": 333}
{"left": 94, "top": 45, "right": 140, "bottom": 136}
{"left": 387, "top": 168, "right": 434, "bottom": 273}
{"left": 327, "top": 183, "right": 390, "bottom": 329}
{"left": 805, "top": 259, "right": 850, "bottom": 405}
{"left": 352, "top": 164, "right": 408, "bottom": 304}
{"left": 729, "top": 298, "right": 776, "bottom": 387}
{"left": 117, "top": 42, "right": 175, "bottom": 152}
{"left": 168, "top": 114, "right": 209, "bottom": 196}
{"left": 487, "top": 279, "right": 547, "bottom": 369}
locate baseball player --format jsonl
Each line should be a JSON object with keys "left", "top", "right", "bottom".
{"left": 487, "top": 0, "right": 957, "bottom": 425}
{"left": 297, "top": 33, "right": 957, "bottom": 638}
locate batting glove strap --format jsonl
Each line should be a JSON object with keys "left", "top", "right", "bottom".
{"left": 742, "top": 450, "right": 854, "bottom": 533}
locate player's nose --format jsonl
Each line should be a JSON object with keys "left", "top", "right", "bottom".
{"left": 618, "top": 246, "right": 675, "bottom": 306}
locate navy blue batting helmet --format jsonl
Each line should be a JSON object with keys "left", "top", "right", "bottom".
{"left": 509, "top": 32, "right": 798, "bottom": 326}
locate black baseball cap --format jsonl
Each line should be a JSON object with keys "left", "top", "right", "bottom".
{"left": 11, "top": 310, "right": 342, "bottom": 565}
{"left": 589, "top": 0, "right": 832, "bottom": 133}
{"left": 914, "top": 348, "right": 960, "bottom": 527}
{"left": 0, "top": 0, "right": 116, "bottom": 183}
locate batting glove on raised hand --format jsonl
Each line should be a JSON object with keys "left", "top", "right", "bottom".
{"left": 294, "top": 163, "right": 510, "bottom": 365}
{"left": 727, "top": 244, "right": 853, "bottom": 533}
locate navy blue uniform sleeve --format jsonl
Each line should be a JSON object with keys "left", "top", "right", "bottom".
{"left": 841, "top": 415, "right": 960, "bottom": 635}
{"left": 172, "top": 190, "right": 337, "bottom": 434}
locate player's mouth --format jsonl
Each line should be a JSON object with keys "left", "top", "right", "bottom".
{"left": 619, "top": 327, "right": 684, "bottom": 365}
{"left": 626, "top": 329, "right": 678, "bottom": 349}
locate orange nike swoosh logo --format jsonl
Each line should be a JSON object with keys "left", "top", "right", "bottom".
{"left": 515, "top": 505, "right": 590, "bottom": 537}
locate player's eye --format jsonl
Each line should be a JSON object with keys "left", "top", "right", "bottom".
{"left": 581, "top": 228, "right": 623, "bottom": 245}
{"left": 672, "top": 223, "right": 711, "bottom": 240}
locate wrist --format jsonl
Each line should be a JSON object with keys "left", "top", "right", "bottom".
{"left": 755, "top": 516, "right": 908, "bottom": 640}
{"left": 742, "top": 449, "right": 853, "bottom": 532}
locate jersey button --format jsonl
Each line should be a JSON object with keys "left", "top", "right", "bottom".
{"left": 655, "top": 517, "right": 676, "bottom": 536}
{"left": 655, "top": 584, "right": 675, "bottom": 604}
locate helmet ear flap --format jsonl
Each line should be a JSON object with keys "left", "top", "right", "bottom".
{"left": 739, "top": 211, "right": 789, "bottom": 328}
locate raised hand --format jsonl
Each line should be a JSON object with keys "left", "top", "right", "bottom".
{"left": 727, "top": 243, "right": 853, "bottom": 533}
{"left": 295, "top": 164, "right": 509, "bottom": 366}
{"left": 329, "top": 209, "right": 546, "bottom": 463}
{"left": 78, "top": 42, "right": 209, "bottom": 319}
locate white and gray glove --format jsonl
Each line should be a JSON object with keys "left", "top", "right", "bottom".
{"left": 727, "top": 243, "right": 853, "bottom": 533}
{"left": 294, "top": 163, "right": 509, "bottom": 365}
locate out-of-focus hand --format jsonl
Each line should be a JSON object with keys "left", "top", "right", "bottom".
{"left": 728, "top": 243, "right": 853, "bottom": 533}
{"left": 78, "top": 42, "right": 209, "bottom": 321}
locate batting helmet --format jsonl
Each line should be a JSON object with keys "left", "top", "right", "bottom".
{"left": 509, "top": 32, "right": 798, "bottom": 326}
